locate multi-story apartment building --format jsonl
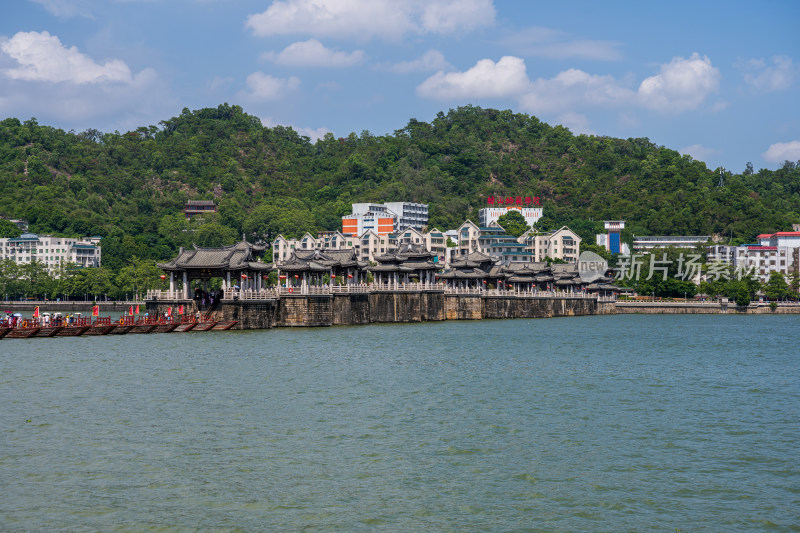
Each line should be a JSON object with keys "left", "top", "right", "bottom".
{"left": 632, "top": 235, "right": 710, "bottom": 251}
{"left": 273, "top": 230, "right": 399, "bottom": 264}
{"left": 478, "top": 206, "right": 542, "bottom": 228}
{"left": 454, "top": 220, "right": 481, "bottom": 257}
{"left": 477, "top": 225, "right": 533, "bottom": 264}
{"left": 520, "top": 226, "right": 582, "bottom": 263}
{"left": 396, "top": 227, "right": 447, "bottom": 264}
{"left": 0, "top": 233, "right": 102, "bottom": 272}
{"left": 708, "top": 231, "right": 800, "bottom": 285}
{"left": 342, "top": 202, "right": 429, "bottom": 236}
{"left": 382, "top": 202, "right": 428, "bottom": 231}
{"left": 342, "top": 205, "right": 396, "bottom": 236}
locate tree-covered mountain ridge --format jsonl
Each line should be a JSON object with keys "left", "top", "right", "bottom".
{"left": 1, "top": 103, "right": 799, "bottom": 271}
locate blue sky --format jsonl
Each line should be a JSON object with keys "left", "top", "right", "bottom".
{"left": 1, "top": 0, "right": 798, "bottom": 173}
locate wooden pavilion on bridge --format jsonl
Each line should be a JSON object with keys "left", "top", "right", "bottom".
{"left": 156, "top": 241, "right": 273, "bottom": 299}
{"left": 275, "top": 249, "right": 368, "bottom": 290}
{"left": 368, "top": 243, "right": 440, "bottom": 287}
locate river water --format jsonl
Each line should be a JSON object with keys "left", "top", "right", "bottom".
{"left": 1, "top": 315, "right": 798, "bottom": 532}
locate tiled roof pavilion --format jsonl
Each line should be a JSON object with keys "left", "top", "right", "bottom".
{"left": 157, "top": 240, "right": 272, "bottom": 297}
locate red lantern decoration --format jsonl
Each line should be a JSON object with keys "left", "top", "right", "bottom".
{"left": 331, "top": 274, "right": 335, "bottom": 278}
{"left": 279, "top": 275, "right": 286, "bottom": 280}
{"left": 348, "top": 274, "right": 353, "bottom": 279}
{"left": 160, "top": 275, "right": 166, "bottom": 280}
{"left": 263, "top": 275, "right": 268, "bottom": 279}
{"left": 241, "top": 274, "right": 247, "bottom": 279}
{"left": 294, "top": 275, "right": 299, "bottom": 279}
{"left": 483, "top": 280, "right": 486, "bottom": 284}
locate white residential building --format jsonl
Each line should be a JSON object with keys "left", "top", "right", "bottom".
{"left": 708, "top": 231, "right": 800, "bottom": 285}
{"left": 344, "top": 202, "right": 429, "bottom": 235}
{"left": 478, "top": 206, "right": 542, "bottom": 227}
{"left": 633, "top": 235, "right": 710, "bottom": 251}
{"left": 454, "top": 220, "right": 481, "bottom": 257}
{"left": 397, "top": 227, "right": 448, "bottom": 265}
{"left": 520, "top": 226, "right": 582, "bottom": 263}
{"left": 0, "top": 233, "right": 101, "bottom": 272}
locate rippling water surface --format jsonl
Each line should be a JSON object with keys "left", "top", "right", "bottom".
{"left": 1, "top": 314, "right": 799, "bottom": 532}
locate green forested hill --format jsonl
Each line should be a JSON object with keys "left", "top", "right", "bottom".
{"left": 2, "top": 103, "right": 799, "bottom": 274}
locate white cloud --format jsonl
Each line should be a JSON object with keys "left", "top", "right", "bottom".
{"left": 296, "top": 126, "right": 331, "bottom": 142}
{"left": 383, "top": 50, "right": 452, "bottom": 74}
{"left": 1, "top": 31, "right": 135, "bottom": 84}
{"left": 500, "top": 27, "right": 622, "bottom": 61}
{"left": 638, "top": 53, "right": 720, "bottom": 112}
{"left": 30, "top": 0, "right": 92, "bottom": 18}
{"left": 419, "top": 0, "right": 496, "bottom": 34}
{"left": 259, "top": 116, "right": 331, "bottom": 142}
{"left": 242, "top": 72, "right": 301, "bottom": 101}
{"left": 762, "top": 141, "right": 800, "bottom": 164}
{"left": 519, "top": 68, "right": 633, "bottom": 114}
{"left": 262, "top": 39, "right": 365, "bottom": 67}
{"left": 417, "top": 53, "right": 722, "bottom": 120}
{"left": 679, "top": 144, "right": 720, "bottom": 162}
{"left": 245, "top": 0, "right": 495, "bottom": 41}
{"left": 208, "top": 76, "right": 234, "bottom": 93}
{"left": 740, "top": 55, "right": 797, "bottom": 92}
{"left": 0, "top": 31, "right": 167, "bottom": 130}
{"left": 417, "top": 56, "right": 528, "bottom": 99}
{"left": 557, "top": 112, "right": 594, "bottom": 135}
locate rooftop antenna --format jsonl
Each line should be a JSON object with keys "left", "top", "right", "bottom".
{"left": 717, "top": 167, "right": 725, "bottom": 187}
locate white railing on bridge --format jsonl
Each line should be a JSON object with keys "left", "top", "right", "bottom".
{"left": 146, "top": 286, "right": 615, "bottom": 301}
{"left": 146, "top": 290, "right": 184, "bottom": 300}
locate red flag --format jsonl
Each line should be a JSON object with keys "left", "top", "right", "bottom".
{"left": 178, "top": 305, "right": 184, "bottom": 315}
{"left": 135, "top": 304, "right": 140, "bottom": 314}
{"left": 33, "top": 306, "right": 40, "bottom": 318}
{"left": 92, "top": 305, "right": 99, "bottom": 317}
{"left": 128, "top": 305, "right": 133, "bottom": 315}
{"left": 166, "top": 307, "right": 172, "bottom": 317}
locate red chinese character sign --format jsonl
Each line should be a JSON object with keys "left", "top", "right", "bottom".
{"left": 487, "top": 195, "right": 541, "bottom": 206}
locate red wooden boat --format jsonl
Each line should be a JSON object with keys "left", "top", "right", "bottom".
{"left": 129, "top": 323, "right": 157, "bottom": 334}
{"left": 211, "top": 320, "right": 238, "bottom": 330}
{"left": 6, "top": 326, "right": 40, "bottom": 338}
{"left": 109, "top": 325, "right": 133, "bottom": 335}
{"left": 33, "top": 326, "right": 64, "bottom": 337}
{"left": 0, "top": 327, "right": 11, "bottom": 339}
{"left": 189, "top": 321, "right": 217, "bottom": 331}
{"left": 83, "top": 325, "right": 116, "bottom": 335}
{"left": 152, "top": 322, "right": 179, "bottom": 333}
{"left": 174, "top": 321, "right": 197, "bottom": 332}
{"left": 55, "top": 325, "right": 90, "bottom": 336}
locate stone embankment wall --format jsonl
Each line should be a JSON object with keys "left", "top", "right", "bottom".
{"left": 615, "top": 302, "right": 800, "bottom": 314}
{"left": 147, "top": 292, "right": 608, "bottom": 329}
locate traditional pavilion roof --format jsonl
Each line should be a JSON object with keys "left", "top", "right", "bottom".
{"left": 375, "top": 243, "right": 435, "bottom": 263}
{"left": 157, "top": 241, "right": 272, "bottom": 272}
{"left": 290, "top": 249, "right": 365, "bottom": 269}
{"left": 506, "top": 275, "right": 538, "bottom": 283}
{"left": 551, "top": 263, "right": 579, "bottom": 274}
{"left": 439, "top": 267, "right": 488, "bottom": 280}
{"left": 449, "top": 251, "right": 497, "bottom": 269}
{"left": 279, "top": 248, "right": 367, "bottom": 271}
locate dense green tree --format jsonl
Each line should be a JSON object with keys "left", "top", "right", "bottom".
{"left": 0, "top": 219, "right": 22, "bottom": 238}
{"left": 496, "top": 209, "right": 529, "bottom": 237}
{"left": 764, "top": 271, "right": 789, "bottom": 301}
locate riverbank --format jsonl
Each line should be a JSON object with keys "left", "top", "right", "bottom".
{"left": 616, "top": 300, "right": 800, "bottom": 314}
